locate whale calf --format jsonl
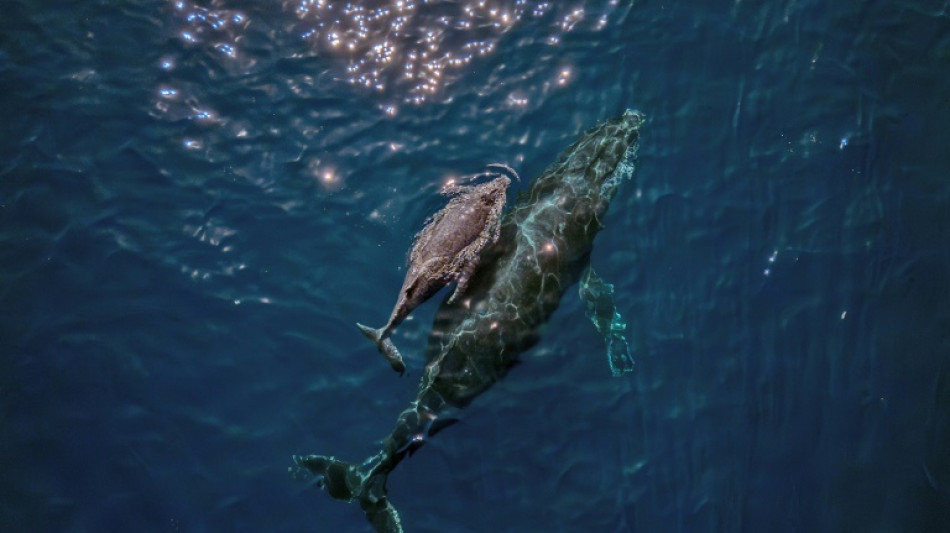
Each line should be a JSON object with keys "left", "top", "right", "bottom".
{"left": 294, "top": 110, "right": 643, "bottom": 532}
{"left": 357, "top": 167, "right": 514, "bottom": 374}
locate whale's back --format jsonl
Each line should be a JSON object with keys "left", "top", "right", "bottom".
{"left": 424, "top": 111, "right": 643, "bottom": 407}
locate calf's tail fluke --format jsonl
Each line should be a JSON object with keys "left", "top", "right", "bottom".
{"left": 293, "top": 454, "right": 403, "bottom": 533}
{"left": 356, "top": 323, "right": 406, "bottom": 374}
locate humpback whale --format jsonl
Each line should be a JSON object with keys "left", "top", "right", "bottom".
{"left": 294, "top": 110, "right": 643, "bottom": 532}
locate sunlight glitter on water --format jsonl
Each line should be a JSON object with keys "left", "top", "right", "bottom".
{"left": 162, "top": 0, "right": 622, "bottom": 112}
{"left": 157, "top": 0, "right": 624, "bottom": 167}
{"left": 291, "top": 0, "right": 619, "bottom": 103}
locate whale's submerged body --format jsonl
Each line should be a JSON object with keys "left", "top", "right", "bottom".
{"left": 295, "top": 110, "right": 643, "bottom": 532}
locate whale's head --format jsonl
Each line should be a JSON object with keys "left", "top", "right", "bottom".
{"left": 527, "top": 109, "right": 642, "bottom": 203}
{"left": 518, "top": 109, "right": 643, "bottom": 239}
{"left": 569, "top": 109, "right": 643, "bottom": 203}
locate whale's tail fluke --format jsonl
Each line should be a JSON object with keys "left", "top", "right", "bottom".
{"left": 293, "top": 454, "right": 403, "bottom": 533}
{"left": 356, "top": 323, "right": 406, "bottom": 375}
{"left": 294, "top": 398, "right": 450, "bottom": 532}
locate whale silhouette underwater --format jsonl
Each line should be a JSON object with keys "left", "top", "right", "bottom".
{"left": 294, "top": 110, "right": 643, "bottom": 532}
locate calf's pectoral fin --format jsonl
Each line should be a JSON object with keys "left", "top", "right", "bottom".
{"left": 447, "top": 262, "right": 479, "bottom": 305}
{"left": 579, "top": 267, "right": 635, "bottom": 377}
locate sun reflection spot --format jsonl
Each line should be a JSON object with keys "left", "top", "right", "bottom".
{"left": 308, "top": 160, "right": 344, "bottom": 191}
{"left": 216, "top": 43, "right": 236, "bottom": 57}
{"left": 507, "top": 93, "right": 529, "bottom": 106}
{"left": 556, "top": 67, "right": 572, "bottom": 85}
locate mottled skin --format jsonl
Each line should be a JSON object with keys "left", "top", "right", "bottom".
{"left": 357, "top": 174, "right": 510, "bottom": 374}
{"left": 295, "top": 111, "right": 643, "bottom": 532}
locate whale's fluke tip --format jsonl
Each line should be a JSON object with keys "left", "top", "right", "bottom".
{"left": 357, "top": 323, "right": 406, "bottom": 375}
{"left": 357, "top": 322, "right": 382, "bottom": 342}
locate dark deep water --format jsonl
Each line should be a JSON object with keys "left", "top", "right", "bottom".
{"left": 2, "top": 1, "right": 949, "bottom": 531}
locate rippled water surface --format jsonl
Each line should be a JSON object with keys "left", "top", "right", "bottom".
{"left": 2, "top": 1, "right": 949, "bottom": 531}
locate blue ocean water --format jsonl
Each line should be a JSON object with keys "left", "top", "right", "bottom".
{"left": 2, "top": 0, "right": 949, "bottom": 531}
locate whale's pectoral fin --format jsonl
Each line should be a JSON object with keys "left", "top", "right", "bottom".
{"left": 579, "top": 267, "right": 635, "bottom": 377}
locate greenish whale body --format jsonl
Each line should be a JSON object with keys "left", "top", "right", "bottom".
{"left": 295, "top": 110, "right": 643, "bottom": 532}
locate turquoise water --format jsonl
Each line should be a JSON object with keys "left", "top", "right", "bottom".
{"left": 2, "top": 1, "right": 949, "bottom": 531}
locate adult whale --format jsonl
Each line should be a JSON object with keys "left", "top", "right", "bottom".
{"left": 294, "top": 110, "right": 643, "bottom": 532}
